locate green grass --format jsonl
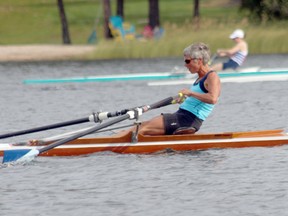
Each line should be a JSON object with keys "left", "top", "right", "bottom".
{"left": 1, "top": 0, "right": 288, "bottom": 59}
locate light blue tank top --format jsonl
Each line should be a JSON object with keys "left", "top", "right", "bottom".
{"left": 180, "top": 71, "right": 215, "bottom": 120}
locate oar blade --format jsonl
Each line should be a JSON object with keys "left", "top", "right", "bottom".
{"left": 2, "top": 149, "right": 39, "bottom": 164}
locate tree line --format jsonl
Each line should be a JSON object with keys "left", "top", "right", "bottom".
{"left": 57, "top": 0, "right": 288, "bottom": 44}
{"left": 57, "top": 0, "right": 200, "bottom": 44}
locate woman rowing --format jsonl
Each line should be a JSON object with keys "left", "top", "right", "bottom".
{"left": 212, "top": 29, "right": 248, "bottom": 72}
{"left": 116, "top": 42, "right": 221, "bottom": 136}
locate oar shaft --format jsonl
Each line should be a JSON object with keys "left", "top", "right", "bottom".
{"left": 0, "top": 117, "right": 89, "bottom": 139}
{"left": 143, "top": 94, "right": 180, "bottom": 112}
{"left": 39, "top": 113, "right": 131, "bottom": 153}
{"left": 91, "top": 109, "right": 129, "bottom": 122}
{"left": 149, "top": 96, "right": 174, "bottom": 109}
{"left": 0, "top": 108, "right": 130, "bottom": 140}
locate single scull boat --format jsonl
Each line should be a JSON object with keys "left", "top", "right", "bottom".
{"left": 1, "top": 129, "right": 287, "bottom": 157}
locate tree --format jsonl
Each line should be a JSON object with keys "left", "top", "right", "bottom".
{"left": 193, "top": 0, "right": 200, "bottom": 18}
{"left": 57, "top": 0, "right": 71, "bottom": 44}
{"left": 103, "top": 0, "right": 113, "bottom": 39}
{"left": 193, "top": 0, "right": 200, "bottom": 29}
{"left": 148, "top": 0, "right": 160, "bottom": 29}
{"left": 116, "top": 0, "right": 124, "bottom": 18}
{"left": 241, "top": 0, "right": 288, "bottom": 21}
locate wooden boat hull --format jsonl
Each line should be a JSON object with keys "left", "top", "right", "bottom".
{"left": 1, "top": 129, "right": 287, "bottom": 157}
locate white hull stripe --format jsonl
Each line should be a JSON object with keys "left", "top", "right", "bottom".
{"left": 148, "top": 74, "right": 288, "bottom": 86}
{"left": 0, "top": 135, "right": 287, "bottom": 151}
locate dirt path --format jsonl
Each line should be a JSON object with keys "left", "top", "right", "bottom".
{"left": 0, "top": 45, "right": 96, "bottom": 62}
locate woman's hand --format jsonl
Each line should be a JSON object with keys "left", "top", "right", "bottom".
{"left": 176, "top": 89, "right": 190, "bottom": 103}
{"left": 179, "top": 88, "right": 191, "bottom": 97}
{"left": 217, "top": 49, "right": 226, "bottom": 57}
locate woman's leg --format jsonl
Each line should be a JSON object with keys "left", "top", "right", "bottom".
{"left": 138, "top": 115, "right": 165, "bottom": 135}
{"left": 113, "top": 115, "right": 165, "bottom": 137}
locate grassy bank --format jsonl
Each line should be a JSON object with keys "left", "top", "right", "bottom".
{"left": 89, "top": 23, "right": 288, "bottom": 60}
{"left": 1, "top": 0, "right": 288, "bottom": 60}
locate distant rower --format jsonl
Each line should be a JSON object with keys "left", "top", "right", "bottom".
{"left": 212, "top": 29, "right": 248, "bottom": 72}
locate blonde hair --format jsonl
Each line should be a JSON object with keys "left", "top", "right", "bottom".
{"left": 183, "top": 42, "right": 211, "bottom": 65}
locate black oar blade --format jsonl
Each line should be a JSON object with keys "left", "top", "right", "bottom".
{"left": 2, "top": 149, "right": 39, "bottom": 164}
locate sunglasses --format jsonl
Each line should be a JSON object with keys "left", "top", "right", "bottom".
{"left": 184, "top": 58, "right": 197, "bottom": 64}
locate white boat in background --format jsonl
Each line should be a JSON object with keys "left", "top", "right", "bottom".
{"left": 148, "top": 67, "right": 288, "bottom": 86}
{"left": 22, "top": 67, "right": 288, "bottom": 85}
{"left": 23, "top": 72, "right": 187, "bottom": 84}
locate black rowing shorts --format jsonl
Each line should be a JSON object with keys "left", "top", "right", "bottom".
{"left": 162, "top": 108, "right": 203, "bottom": 135}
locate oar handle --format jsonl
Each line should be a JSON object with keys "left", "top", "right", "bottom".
{"left": 208, "top": 54, "right": 218, "bottom": 66}
{"left": 142, "top": 94, "right": 182, "bottom": 112}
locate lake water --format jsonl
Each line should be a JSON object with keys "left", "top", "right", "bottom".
{"left": 1, "top": 55, "right": 288, "bottom": 216}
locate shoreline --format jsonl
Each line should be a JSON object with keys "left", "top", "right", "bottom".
{"left": 0, "top": 45, "right": 96, "bottom": 62}
{"left": 1, "top": 45, "right": 287, "bottom": 63}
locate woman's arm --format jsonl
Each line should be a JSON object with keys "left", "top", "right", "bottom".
{"left": 217, "top": 43, "right": 242, "bottom": 57}
{"left": 179, "top": 73, "right": 221, "bottom": 104}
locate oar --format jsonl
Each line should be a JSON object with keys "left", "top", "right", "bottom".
{"left": 208, "top": 53, "right": 218, "bottom": 66}
{"left": 2, "top": 95, "right": 180, "bottom": 164}
{"left": 0, "top": 108, "right": 130, "bottom": 139}
{"left": 2, "top": 114, "right": 132, "bottom": 164}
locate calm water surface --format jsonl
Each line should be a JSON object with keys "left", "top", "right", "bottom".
{"left": 1, "top": 55, "right": 288, "bottom": 216}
